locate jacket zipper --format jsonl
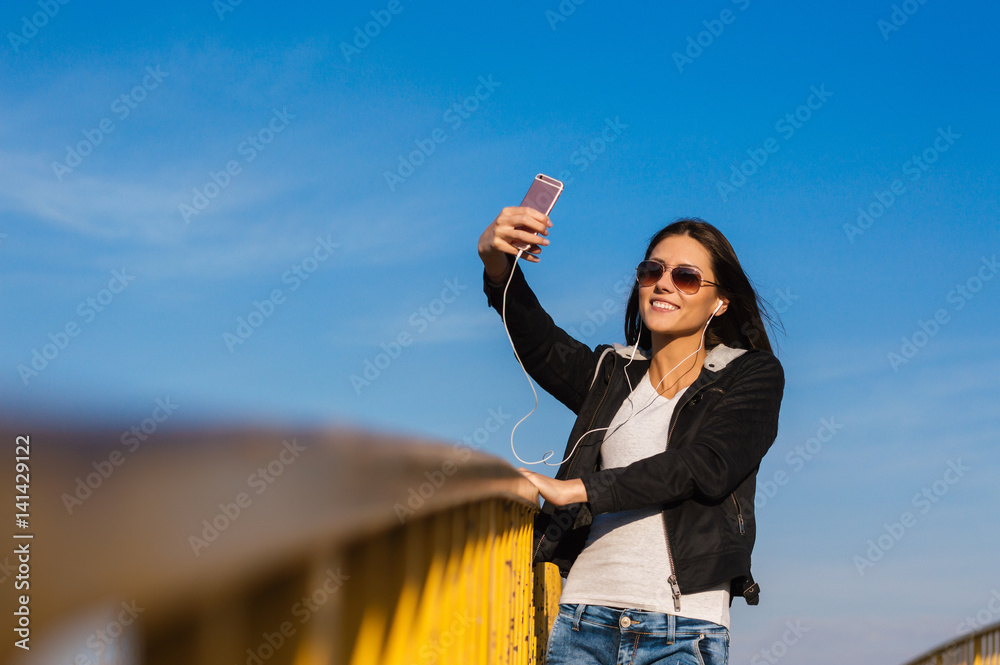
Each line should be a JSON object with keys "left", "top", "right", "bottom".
{"left": 732, "top": 494, "right": 745, "bottom": 534}
{"left": 534, "top": 352, "right": 617, "bottom": 562}
{"left": 663, "top": 388, "right": 694, "bottom": 611}
{"left": 662, "top": 379, "right": 722, "bottom": 612}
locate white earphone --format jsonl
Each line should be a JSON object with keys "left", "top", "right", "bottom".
{"left": 502, "top": 247, "right": 726, "bottom": 466}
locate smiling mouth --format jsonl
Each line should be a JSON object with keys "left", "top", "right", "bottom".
{"left": 651, "top": 301, "right": 679, "bottom": 312}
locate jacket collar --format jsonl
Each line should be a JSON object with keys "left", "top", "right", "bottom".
{"left": 612, "top": 342, "right": 747, "bottom": 390}
{"left": 612, "top": 341, "right": 747, "bottom": 370}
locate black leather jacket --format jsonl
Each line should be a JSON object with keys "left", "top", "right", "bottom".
{"left": 483, "top": 260, "right": 784, "bottom": 606}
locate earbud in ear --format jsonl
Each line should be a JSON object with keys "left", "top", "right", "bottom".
{"left": 714, "top": 300, "right": 723, "bottom": 314}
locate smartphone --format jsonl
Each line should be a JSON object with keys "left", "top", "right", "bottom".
{"left": 514, "top": 173, "right": 564, "bottom": 250}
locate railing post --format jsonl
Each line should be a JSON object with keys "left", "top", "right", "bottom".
{"left": 532, "top": 562, "right": 562, "bottom": 664}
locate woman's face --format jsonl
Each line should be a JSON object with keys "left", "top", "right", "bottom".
{"left": 639, "top": 234, "right": 728, "bottom": 342}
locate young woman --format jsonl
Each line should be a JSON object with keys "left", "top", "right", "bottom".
{"left": 478, "top": 206, "right": 784, "bottom": 665}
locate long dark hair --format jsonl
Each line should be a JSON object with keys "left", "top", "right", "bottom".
{"left": 624, "top": 218, "right": 781, "bottom": 353}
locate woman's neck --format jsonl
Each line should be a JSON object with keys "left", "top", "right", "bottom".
{"left": 647, "top": 334, "right": 709, "bottom": 399}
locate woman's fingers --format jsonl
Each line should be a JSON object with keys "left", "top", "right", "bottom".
{"left": 500, "top": 207, "right": 551, "bottom": 255}
{"left": 480, "top": 206, "right": 553, "bottom": 265}
{"left": 517, "top": 468, "right": 583, "bottom": 506}
{"left": 511, "top": 228, "right": 549, "bottom": 250}
{"left": 502, "top": 241, "right": 542, "bottom": 261}
{"left": 501, "top": 206, "right": 551, "bottom": 236}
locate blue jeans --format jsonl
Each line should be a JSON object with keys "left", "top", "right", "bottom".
{"left": 544, "top": 603, "right": 729, "bottom": 665}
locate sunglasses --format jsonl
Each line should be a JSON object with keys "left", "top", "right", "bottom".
{"left": 635, "top": 260, "right": 719, "bottom": 294}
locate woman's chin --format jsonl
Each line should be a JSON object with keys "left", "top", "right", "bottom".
{"left": 646, "top": 326, "right": 705, "bottom": 345}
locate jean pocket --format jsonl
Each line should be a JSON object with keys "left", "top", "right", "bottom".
{"left": 696, "top": 629, "right": 730, "bottom": 665}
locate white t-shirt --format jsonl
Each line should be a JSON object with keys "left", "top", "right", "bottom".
{"left": 559, "top": 369, "right": 731, "bottom": 628}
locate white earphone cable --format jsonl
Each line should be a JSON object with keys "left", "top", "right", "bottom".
{"left": 501, "top": 249, "right": 721, "bottom": 466}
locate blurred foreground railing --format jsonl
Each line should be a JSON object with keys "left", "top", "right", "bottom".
{"left": 902, "top": 621, "right": 1000, "bottom": 665}
{"left": 0, "top": 427, "right": 562, "bottom": 665}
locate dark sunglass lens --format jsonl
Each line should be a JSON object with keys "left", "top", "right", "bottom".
{"left": 636, "top": 261, "right": 661, "bottom": 286}
{"left": 671, "top": 267, "right": 702, "bottom": 293}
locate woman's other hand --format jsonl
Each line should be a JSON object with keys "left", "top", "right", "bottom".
{"left": 517, "top": 467, "right": 588, "bottom": 507}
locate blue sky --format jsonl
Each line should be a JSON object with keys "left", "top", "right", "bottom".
{"left": 2, "top": 1, "right": 999, "bottom": 663}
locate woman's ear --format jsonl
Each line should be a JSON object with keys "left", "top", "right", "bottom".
{"left": 715, "top": 298, "right": 729, "bottom": 316}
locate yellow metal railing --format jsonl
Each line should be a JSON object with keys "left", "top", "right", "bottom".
{"left": 0, "top": 426, "right": 562, "bottom": 665}
{"left": 341, "top": 499, "right": 537, "bottom": 665}
{"left": 901, "top": 620, "right": 1000, "bottom": 665}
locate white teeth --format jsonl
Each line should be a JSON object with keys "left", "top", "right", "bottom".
{"left": 652, "top": 301, "right": 678, "bottom": 311}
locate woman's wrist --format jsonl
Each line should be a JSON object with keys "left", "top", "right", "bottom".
{"left": 482, "top": 252, "right": 512, "bottom": 284}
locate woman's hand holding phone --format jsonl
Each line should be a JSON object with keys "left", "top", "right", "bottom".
{"left": 478, "top": 207, "right": 552, "bottom": 281}
{"left": 478, "top": 173, "right": 563, "bottom": 282}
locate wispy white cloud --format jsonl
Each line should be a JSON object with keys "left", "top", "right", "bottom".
{"left": 0, "top": 39, "right": 340, "bottom": 244}
{"left": 1, "top": 149, "right": 186, "bottom": 240}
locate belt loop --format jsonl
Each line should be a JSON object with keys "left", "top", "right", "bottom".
{"left": 666, "top": 612, "right": 675, "bottom": 644}
{"left": 572, "top": 604, "right": 586, "bottom": 631}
